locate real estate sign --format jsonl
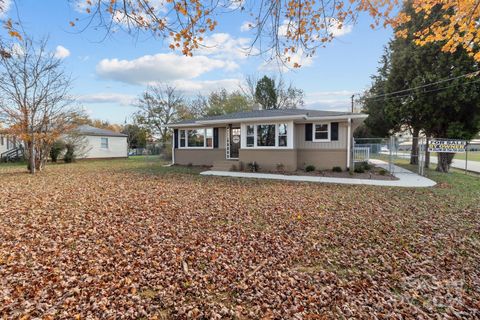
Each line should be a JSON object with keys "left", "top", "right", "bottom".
{"left": 428, "top": 139, "right": 467, "bottom": 153}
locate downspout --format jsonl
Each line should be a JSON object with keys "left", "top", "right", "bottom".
{"left": 347, "top": 118, "right": 352, "bottom": 171}
{"left": 171, "top": 132, "right": 175, "bottom": 165}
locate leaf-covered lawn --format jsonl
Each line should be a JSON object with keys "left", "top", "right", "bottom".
{"left": 1, "top": 157, "right": 479, "bottom": 319}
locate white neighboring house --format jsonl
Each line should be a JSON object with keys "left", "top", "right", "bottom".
{"left": 0, "top": 133, "right": 22, "bottom": 161}
{"left": 73, "top": 125, "right": 128, "bottom": 159}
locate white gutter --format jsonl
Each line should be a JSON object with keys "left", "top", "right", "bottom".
{"left": 167, "top": 123, "right": 204, "bottom": 128}
{"left": 347, "top": 117, "right": 352, "bottom": 170}
{"left": 171, "top": 132, "right": 175, "bottom": 165}
{"left": 305, "top": 114, "right": 368, "bottom": 121}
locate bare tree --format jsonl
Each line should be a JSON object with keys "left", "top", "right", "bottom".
{"left": 275, "top": 76, "right": 305, "bottom": 109}
{"left": 134, "top": 84, "right": 187, "bottom": 143}
{"left": 0, "top": 37, "right": 81, "bottom": 173}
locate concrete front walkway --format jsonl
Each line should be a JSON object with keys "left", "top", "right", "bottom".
{"left": 201, "top": 159, "right": 436, "bottom": 188}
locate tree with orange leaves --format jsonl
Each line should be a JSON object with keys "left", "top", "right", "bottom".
{"left": 70, "top": 0, "right": 480, "bottom": 65}
{"left": 0, "top": 37, "right": 82, "bottom": 174}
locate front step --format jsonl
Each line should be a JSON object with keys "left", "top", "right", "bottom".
{"left": 211, "top": 160, "right": 240, "bottom": 171}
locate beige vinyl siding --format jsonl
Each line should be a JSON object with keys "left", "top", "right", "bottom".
{"left": 297, "top": 149, "right": 347, "bottom": 171}
{"left": 217, "top": 127, "right": 227, "bottom": 149}
{"left": 295, "top": 122, "right": 347, "bottom": 149}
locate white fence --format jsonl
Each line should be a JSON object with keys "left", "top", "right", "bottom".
{"left": 353, "top": 147, "right": 370, "bottom": 162}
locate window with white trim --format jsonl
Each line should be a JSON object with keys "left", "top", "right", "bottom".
{"left": 257, "top": 124, "right": 276, "bottom": 147}
{"left": 244, "top": 123, "right": 289, "bottom": 148}
{"left": 179, "top": 128, "right": 213, "bottom": 148}
{"left": 246, "top": 125, "right": 254, "bottom": 147}
{"left": 179, "top": 130, "right": 186, "bottom": 147}
{"left": 314, "top": 123, "right": 330, "bottom": 141}
{"left": 278, "top": 124, "right": 287, "bottom": 146}
{"left": 101, "top": 137, "right": 109, "bottom": 149}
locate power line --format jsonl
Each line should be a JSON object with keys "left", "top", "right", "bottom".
{"left": 363, "top": 71, "right": 480, "bottom": 100}
{"left": 364, "top": 77, "right": 480, "bottom": 104}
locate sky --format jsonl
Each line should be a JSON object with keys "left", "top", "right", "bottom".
{"left": 2, "top": 0, "right": 393, "bottom": 124}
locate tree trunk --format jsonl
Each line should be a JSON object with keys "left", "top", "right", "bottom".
{"left": 424, "top": 136, "right": 431, "bottom": 168}
{"left": 410, "top": 127, "right": 420, "bottom": 165}
{"left": 436, "top": 152, "right": 455, "bottom": 173}
{"left": 28, "top": 137, "right": 35, "bottom": 175}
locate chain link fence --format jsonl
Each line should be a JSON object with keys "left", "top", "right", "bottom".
{"left": 353, "top": 137, "right": 479, "bottom": 176}
{"left": 129, "top": 142, "right": 172, "bottom": 162}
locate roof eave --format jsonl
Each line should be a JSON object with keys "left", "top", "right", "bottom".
{"left": 167, "top": 113, "right": 368, "bottom": 128}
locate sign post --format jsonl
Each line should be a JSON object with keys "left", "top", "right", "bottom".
{"left": 427, "top": 139, "right": 467, "bottom": 173}
{"left": 465, "top": 143, "right": 469, "bottom": 174}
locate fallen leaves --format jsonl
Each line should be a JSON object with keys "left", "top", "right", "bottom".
{"left": 0, "top": 160, "right": 479, "bottom": 319}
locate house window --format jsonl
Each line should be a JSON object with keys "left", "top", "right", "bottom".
{"left": 101, "top": 137, "right": 109, "bottom": 149}
{"left": 257, "top": 124, "right": 276, "bottom": 147}
{"left": 206, "top": 128, "right": 213, "bottom": 147}
{"left": 0, "top": 136, "right": 3, "bottom": 146}
{"left": 314, "top": 123, "right": 330, "bottom": 141}
{"left": 179, "top": 130, "right": 186, "bottom": 147}
{"left": 278, "top": 124, "right": 287, "bottom": 146}
{"left": 179, "top": 128, "right": 213, "bottom": 148}
{"left": 246, "top": 125, "right": 254, "bottom": 147}
{"left": 187, "top": 129, "right": 205, "bottom": 147}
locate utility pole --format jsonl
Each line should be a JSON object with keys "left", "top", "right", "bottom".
{"left": 351, "top": 94, "right": 355, "bottom": 113}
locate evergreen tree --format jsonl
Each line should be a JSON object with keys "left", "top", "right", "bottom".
{"left": 255, "top": 76, "right": 278, "bottom": 109}
{"left": 363, "top": 1, "right": 480, "bottom": 172}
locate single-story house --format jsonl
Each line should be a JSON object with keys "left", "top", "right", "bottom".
{"left": 0, "top": 134, "right": 16, "bottom": 154}
{"left": 72, "top": 125, "right": 128, "bottom": 159}
{"left": 0, "top": 125, "right": 128, "bottom": 161}
{"left": 168, "top": 109, "right": 367, "bottom": 171}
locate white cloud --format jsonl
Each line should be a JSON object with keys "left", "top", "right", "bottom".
{"left": 327, "top": 18, "right": 353, "bottom": 37}
{"left": 195, "top": 33, "right": 257, "bottom": 60}
{"left": 11, "top": 43, "right": 24, "bottom": 56}
{"left": 171, "top": 78, "right": 242, "bottom": 95}
{"left": 96, "top": 53, "right": 238, "bottom": 85}
{"left": 240, "top": 21, "right": 254, "bottom": 32}
{"left": 304, "top": 90, "right": 356, "bottom": 111}
{"left": 54, "top": 45, "right": 71, "bottom": 59}
{"left": 278, "top": 18, "right": 352, "bottom": 38}
{"left": 259, "top": 48, "right": 314, "bottom": 72}
{"left": 73, "top": 0, "right": 167, "bottom": 14}
{"left": 0, "top": 0, "right": 12, "bottom": 18}
{"left": 78, "top": 93, "right": 136, "bottom": 106}
{"left": 228, "top": 0, "right": 245, "bottom": 9}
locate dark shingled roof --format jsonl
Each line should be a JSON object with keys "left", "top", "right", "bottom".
{"left": 171, "top": 108, "right": 360, "bottom": 125}
{"left": 74, "top": 125, "right": 128, "bottom": 137}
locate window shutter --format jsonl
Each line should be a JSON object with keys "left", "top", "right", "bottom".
{"left": 213, "top": 128, "right": 219, "bottom": 148}
{"left": 305, "top": 123, "right": 313, "bottom": 141}
{"left": 331, "top": 122, "right": 339, "bottom": 141}
{"left": 174, "top": 129, "right": 179, "bottom": 149}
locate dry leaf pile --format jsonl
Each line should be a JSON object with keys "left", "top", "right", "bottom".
{"left": 0, "top": 160, "right": 479, "bottom": 319}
